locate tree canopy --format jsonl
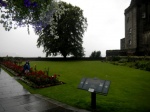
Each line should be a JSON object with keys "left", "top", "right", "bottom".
{"left": 0, "top": 0, "right": 61, "bottom": 34}
{"left": 37, "top": 1, "right": 87, "bottom": 58}
{"left": 90, "top": 51, "right": 101, "bottom": 58}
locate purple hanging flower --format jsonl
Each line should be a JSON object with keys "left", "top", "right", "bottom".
{"left": 0, "top": 0, "right": 7, "bottom": 7}
{"left": 31, "top": 2, "right": 38, "bottom": 8}
{"left": 24, "top": 0, "right": 38, "bottom": 8}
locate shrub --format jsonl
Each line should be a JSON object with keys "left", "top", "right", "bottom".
{"left": 119, "top": 58, "right": 128, "bottom": 63}
{"left": 111, "top": 56, "right": 121, "bottom": 61}
{"left": 145, "top": 62, "right": 150, "bottom": 71}
{"left": 135, "top": 61, "right": 150, "bottom": 71}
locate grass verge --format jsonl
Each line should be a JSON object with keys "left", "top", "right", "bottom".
{"left": 5, "top": 61, "right": 150, "bottom": 112}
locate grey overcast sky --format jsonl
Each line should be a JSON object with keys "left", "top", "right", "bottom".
{"left": 0, "top": 0, "right": 131, "bottom": 57}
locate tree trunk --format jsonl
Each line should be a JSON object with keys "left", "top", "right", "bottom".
{"left": 64, "top": 55, "right": 67, "bottom": 59}
{"left": 61, "top": 51, "right": 67, "bottom": 59}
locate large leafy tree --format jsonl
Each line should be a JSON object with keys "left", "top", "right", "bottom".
{"left": 37, "top": 1, "right": 88, "bottom": 58}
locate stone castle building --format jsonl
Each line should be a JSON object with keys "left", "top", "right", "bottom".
{"left": 107, "top": 0, "right": 150, "bottom": 56}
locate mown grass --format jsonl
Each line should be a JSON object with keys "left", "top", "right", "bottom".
{"left": 18, "top": 61, "right": 150, "bottom": 112}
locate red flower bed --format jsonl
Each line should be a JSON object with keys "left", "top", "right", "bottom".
{"left": 25, "top": 71, "right": 60, "bottom": 86}
{"left": 2, "top": 61, "right": 23, "bottom": 74}
{"left": 1, "top": 61, "right": 62, "bottom": 88}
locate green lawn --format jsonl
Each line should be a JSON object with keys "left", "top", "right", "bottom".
{"left": 19, "top": 61, "right": 150, "bottom": 112}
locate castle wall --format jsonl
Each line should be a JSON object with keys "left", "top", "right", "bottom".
{"left": 123, "top": 0, "right": 150, "bottom": 55}
{"left": 125, "top": 6, "right": 137, "bottom": 50}
{"left": 137, "top": 3, "right": 147, "bottom": 53}
{"left": 106, "top": 50, "right": 127, "bottom": 57}
{"left": 120, "top": 38, "right": 125, "bottom": 49}
{"left": 112, "top": 0, "right": 150, "bottom": 56}
{"left": 143, "top": 32, "right": 150, "bottom": 55}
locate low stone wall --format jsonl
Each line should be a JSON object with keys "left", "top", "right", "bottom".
{"left": 106, "top": 50, "right": 127, "bottom": 57}
{"left": 106, "top": 56, "right": 150, "bottom": 61}
{"left": 22, "top": 57, "right": 106, "bottom": 61}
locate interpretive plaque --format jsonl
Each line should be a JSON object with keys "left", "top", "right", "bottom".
{"left": 78, "top": 77, "right": 111, "bottom": 109}
{"left": 78, "top": 78, "right": 110, "bottom": 95}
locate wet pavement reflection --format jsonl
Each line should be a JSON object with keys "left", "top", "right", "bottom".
{"left": 0, "top": 69, "right": 90, "bottom": 112}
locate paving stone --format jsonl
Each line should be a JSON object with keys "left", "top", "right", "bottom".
{"left": 4, "top": 106, "right": 28, "bottom": 112}
{"left": 0, "top": 104, "right": 4, "bottom": 112}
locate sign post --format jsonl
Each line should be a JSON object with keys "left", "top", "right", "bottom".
{"left": 78, "top": 78, "right": 111, "bottom": 109}
{"left": 91, "top": 92, "right": 96, "bottom": 109}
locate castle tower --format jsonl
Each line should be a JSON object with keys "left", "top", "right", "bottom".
{"left": 121, "top": 0, "right": 150, "bottom": 55}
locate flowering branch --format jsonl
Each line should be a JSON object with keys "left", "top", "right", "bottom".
{"left": 0, "top": 0, "right": 61, "bottom": 34}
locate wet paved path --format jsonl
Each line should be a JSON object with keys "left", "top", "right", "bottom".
{"left": 0, "top": 69, "right": 90, "bottom": 112}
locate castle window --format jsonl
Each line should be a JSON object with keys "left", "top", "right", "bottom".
{"left": 142, "top": 12, "right": 146, "bottom": 18}
{"left": 129, "top": 28, "right": 132, "bottom": 34}
{"left": 129, "top": 40, "right": 132, "bottom": 45}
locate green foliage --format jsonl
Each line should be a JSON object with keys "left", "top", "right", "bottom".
{"left": 111, "top": 56, "right": 121, "bottom": 61}
{"left": 135, "top": 61, "right": 150, "bottom": 71}
{"left": 89, "top": 51, "right": 101, "bottom": 58}
{"left": 118, "top": 58, "right": 128, "bottom": 63}
{"left": 37, "top": 1, "right": 87, "bottom": 58}
{"left": 16, "top": 61, "right": 150, "bottom": 112}
{"left": 108, "top": 56, "right": 150, "bottom": 72}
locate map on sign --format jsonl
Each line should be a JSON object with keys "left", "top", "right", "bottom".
{"left": 88, "top": 88, "right": 94, "bottom": 92}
